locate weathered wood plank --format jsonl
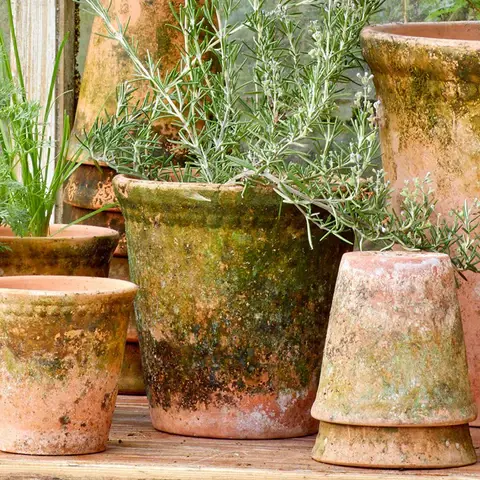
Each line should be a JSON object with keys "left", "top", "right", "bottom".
{"left": 55, "top": 0, "right": 77, "bottom": 222}
{"left": 11, "top": 0, "right": 57, "bottom": 141}
{"left": 0, "top": 396, "right": 479, "bottom": 480}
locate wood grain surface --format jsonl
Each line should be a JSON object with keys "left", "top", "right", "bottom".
{"left": 0, "top": 396, "right": 479, "bottom": 479}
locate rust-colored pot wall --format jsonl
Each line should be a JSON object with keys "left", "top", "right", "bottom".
{"left": 312, "top": 252, "right": 477, "bottom": 468}
{"left": 70, "top": 0, "right": 184, "bottom": 141}
{"left": 114, "top": 175, "right": 351, "bottom": 439}
{"left": 361, "top": 22, "right": 480, "bottom": 426}
{"left": 0, "top": 224, "right": 118, "bottom": 277}
{"left": 0, "top": 276, "right": 138, "bottom": 455}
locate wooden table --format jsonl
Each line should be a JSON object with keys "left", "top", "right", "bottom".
{"left": 1, "top": 396, "right": 480, "bottom": 479}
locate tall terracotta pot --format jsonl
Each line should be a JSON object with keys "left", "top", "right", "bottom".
{"left": 361, "top": 22, "right": 480, "bottom": 426}
{"left": 0, "top": 276, "right": 138, "bottom": 455}
{"left": 64, "top": 0, "right": 184, "bottom": 394}
{"left": 114, "top": 175, "right": 351, "bottom": 439}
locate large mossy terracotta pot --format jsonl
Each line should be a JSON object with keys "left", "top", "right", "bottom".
{"left": 312, "top": 252, "right": 477, "bottom": 468}
{"left": 0, "top": 276, "right": 138, "bottom": 455}
{"left": 0, "top": 224, "right": 118, "bottom": 277}
{"left": 64, "top": 0, "right": 184, "bottom": 395}
{"left": 361, "top": 22, "right": 480, "bottom": 426}
{"left": 114, "top": 175, "right": 351, "bottom": 439}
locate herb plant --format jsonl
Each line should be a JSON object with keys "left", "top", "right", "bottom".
{"left": 0, "top": 0, "right": 79, "bottom": 237}
{"left": 81, "top": 0, "right": 383, "bottom": 183}
{"left": 81, "top": 0, "right": 480, "bottom": 273}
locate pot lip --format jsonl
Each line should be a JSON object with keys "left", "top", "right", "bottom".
{"left": 113, "top": 174, "right": 267, "bottom": 193}
{"left": 0, "top": 224, "right": 119, "bottom": 241}
{"left": 343, "top": 250, "right": 450, "bottom": 262}
{"left": 362, "top": 21, "right": 480, "bottom": 50}
{"left": 0, "top": 275, "right": 138, "bottom": 298}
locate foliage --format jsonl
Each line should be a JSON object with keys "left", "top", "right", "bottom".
{"left": 80, "top": 83, "right": 175, "bottom": 180}
{"left": 81, "top": 0, "right": 383, "bottom": 183}
{"left": 377, "top": 0, "right": 480, "bottom": 22}
{"left": 81, "top": 0, "right": 480, "bottom": 273}
{"left": 0, "top": 0, "right": 79, "bottom": 237}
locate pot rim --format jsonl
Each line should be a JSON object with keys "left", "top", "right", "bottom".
{"left": 0, "top": 224, "right": 119, "bottom": 241}
{"left": 343, "top": 250, "right": 450, "bottom": 260}
{"left": 113, "top": 174, "right": 251, "bottom": 192}
{"left": 362, "top": 22, "right": 480, "bottom": 50}
{"left": 0, "top": 275, "right": 138, "bottom": 298}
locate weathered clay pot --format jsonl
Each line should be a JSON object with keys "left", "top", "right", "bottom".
{"left": 312, "top": 251, "right": 477, "bottom": 468}
{"left": 114, "top": 175, "right": 351, "bottom": 439}
{"left": 361, "top": 22, "right": 480, "bottom": 426}
{"left": 70, "top": 0, "right": 184, "bottom": 141}
{"left": 0, "top": 224, "right": 118, "bottom": 277}
{"left": 0, "top": 276, "right": 138, "bottom": 455}
{"left": 65, "top": 0, "right": 185, "bottom": 395}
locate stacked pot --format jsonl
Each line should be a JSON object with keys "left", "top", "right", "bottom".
{"left": 311, "top": 252, "right": 477, "bottom": 469}
{"left": 64, "top": 0, "right": 185, "bottom": 395}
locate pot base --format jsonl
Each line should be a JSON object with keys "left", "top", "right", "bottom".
{"left": 150, "top": 391, "right": 319, "bottom": 439}
{"left": 0, "top": 431, "right": 107, "bottom": 456}
{"left": 118, "top": 342, "right": 145, "bottom": 395}
{"left": 313, "top": 421, "right": 477, "bottom": 469}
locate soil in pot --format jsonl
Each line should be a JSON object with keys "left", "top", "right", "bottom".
{"left": 0, "top": 275, "right": 138, "bottom": 455}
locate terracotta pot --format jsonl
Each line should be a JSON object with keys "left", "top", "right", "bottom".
{"left": 70, "top": 0, "right": 184, "bottom": 141}
{"left": 0, "top": 224, "right": 118, "bottom": 277}
{"left": 311, "top": 251, "right": 477, "bottom": 468}
{"left": 0, "top": 276, "right": 138, "bottom": 455}
{"left": 114, "top": 175, "right": 351, "bottom": 439}
{"left": 361, "top": 22, "right": 480, "bottom": 426}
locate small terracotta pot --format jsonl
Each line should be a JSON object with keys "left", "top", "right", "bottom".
{"left": 0, "top": 224, "right": 119, "bottom": 277}
{"left": 312, "top": 251, "right": 477, "bottom": 468}
{"left": 114, "top": 175, "right": 351, "bottom": 439}
{"left": 361, "top": 22, "right": 480, "bottom": 426}
{"left": 0, "top": 276, "right": 138, "bottom": 455}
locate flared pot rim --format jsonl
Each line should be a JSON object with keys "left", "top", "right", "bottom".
{"left": 0, "top": 224, "right": 120, "bottom": 241}
{"left": 0, "top": 275, "right": 138, "bottom": 298}
{"left": 362, "top": 21, "right": 480, "bottom": 49}
{"left": 113, "top": 174, "right": 260, "bottom": 193}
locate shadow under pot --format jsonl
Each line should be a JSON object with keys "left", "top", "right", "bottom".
{"left": 0, "top": 276, "right": 138, "bottom": 455}
{"left": 0, "top": 224, "right": 119, "bottom": 277}
{"left": 114, "top": 175, "right": 351, "bottom": 440}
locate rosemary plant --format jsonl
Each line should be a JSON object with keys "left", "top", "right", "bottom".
{"left": 80, "top": 83, "right": 177, "bottom": 180}
{"left": 81, "top": 0, "right": 382, "bottom": 181}
{"left": 81, "top": 0, "right": 480, "bottom": 273}
{"left": 0, "top": 0, "right": 79, "bottom": 237}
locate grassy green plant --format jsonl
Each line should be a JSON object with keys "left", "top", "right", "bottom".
{"left": 377, "top": 0, "right": 480, "bottom": 22}
{"left": 0, "top": 0, "right": 80, "bottom": 237}
{"left": 81, "top": 0, "right": 480, "bottom": 273}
